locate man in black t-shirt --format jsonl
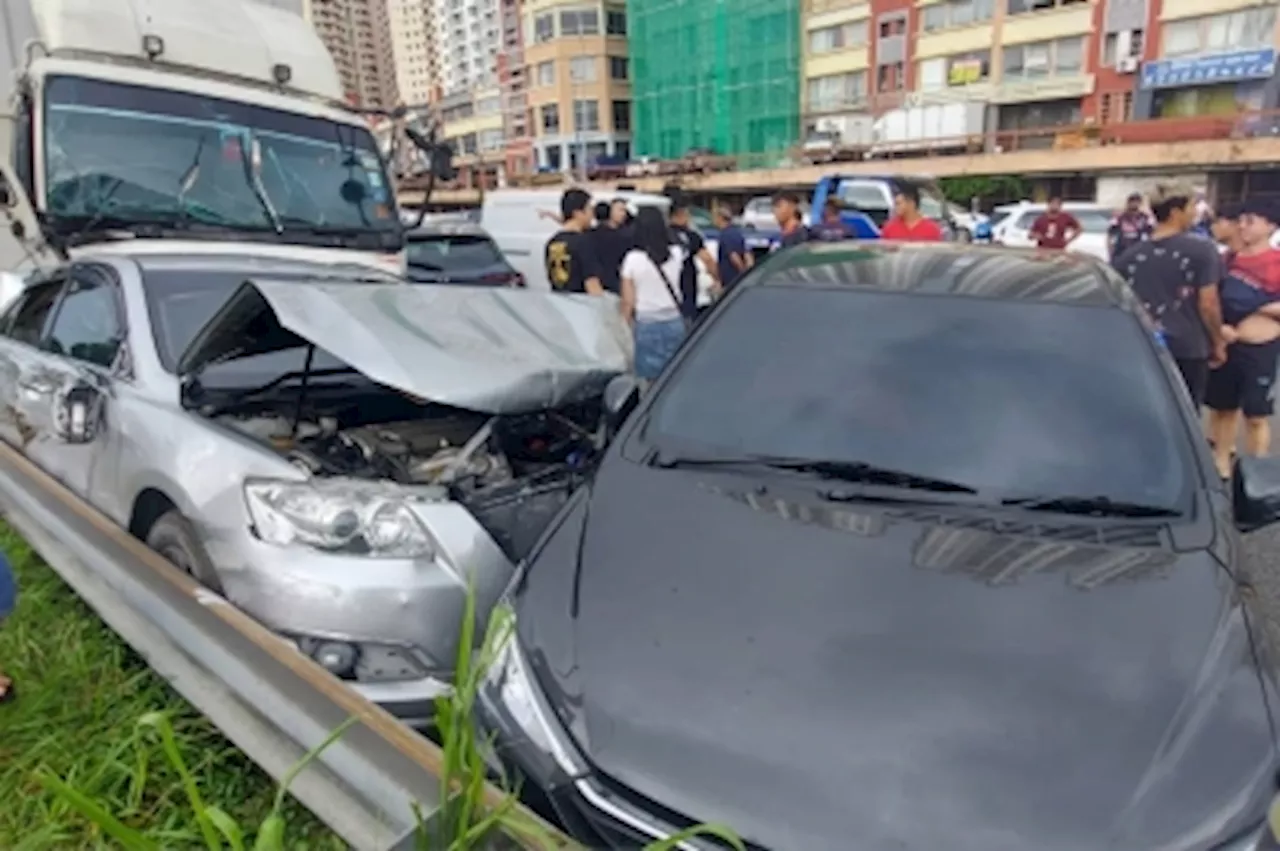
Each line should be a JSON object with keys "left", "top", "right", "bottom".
{"left": 668, "top": 194, "right": 721, "bottom": 319}
{"left": 589, "top": 198, "right": 633, "bottom": 294}
{"left": 545, "top": 188, "right": 604, "bottom": 294}
{"left": 1111, "top": 183, "right": 1226, "bottom": 407}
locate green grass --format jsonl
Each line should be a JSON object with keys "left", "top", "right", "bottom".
{"left": 0, "top": 522, "right": 343, "bottom": 850}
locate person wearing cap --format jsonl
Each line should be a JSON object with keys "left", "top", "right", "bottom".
{"left": 1112, "top": 182, "right": 1226, "bottom": 409}
{"left": 1107, "top": 192, "right": 1152, "bottom": 260}
{"left": 1206, "top": 198, "right": 1280, "bottom": 477}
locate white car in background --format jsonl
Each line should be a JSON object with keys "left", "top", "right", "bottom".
{"left": 992, "top": 202, "right": 1113, "bottom": 261}
{"left": 741, "top": 195, "right": 810, "bottom": 230}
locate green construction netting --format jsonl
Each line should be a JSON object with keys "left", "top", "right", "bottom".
{"left": 628, "top": 0, "right": 802, "bottom": 160}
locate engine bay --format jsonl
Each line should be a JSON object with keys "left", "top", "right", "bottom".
{"left": 224, "top": 402, "right": 603, "bottom": 490}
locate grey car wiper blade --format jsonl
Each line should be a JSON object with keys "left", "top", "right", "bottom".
{"left": 1000, "top": 495, "right": 1178, "bottom": 518}
{"left": 651, "top": 453, "right": 978, "bottom": 494}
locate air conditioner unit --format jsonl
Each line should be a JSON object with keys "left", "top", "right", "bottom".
{"left": 1116, "top": 56, "right": 1140, "bottom": 74}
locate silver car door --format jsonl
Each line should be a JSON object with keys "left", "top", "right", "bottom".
{"left": 0, "top": 276, "right": 67, "bottom": 451}
{"left": 19, "top": 265, "right": 124, "bottom": 497}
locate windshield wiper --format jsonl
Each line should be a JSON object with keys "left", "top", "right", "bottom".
{"left": 238, "top": 132, "right": 283, "bottom": 234}
{"left": 1000, "top": 495, "right": 1178, "bottom": 518}
{"left": 650, "top": 453, "right": 977, "bottom": 494}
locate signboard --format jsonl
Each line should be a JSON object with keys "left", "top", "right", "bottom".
{"left": 949, "top": 59, "right": 985, "bottom": 86}
{"left": 1140, "top": 48, "right": 1276, "bottom": 90}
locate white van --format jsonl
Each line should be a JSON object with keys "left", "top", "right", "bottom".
{"left": 481, "top": 189, "right": 670, "bottom": 291}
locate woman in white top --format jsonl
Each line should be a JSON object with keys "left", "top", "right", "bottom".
{"left": 620, "top": 206, "right": 689, "bottom": 380}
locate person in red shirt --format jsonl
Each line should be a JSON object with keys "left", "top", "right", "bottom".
{"left": 880, "top": 183, "right": 943, "bottom": 241}
{"left": 1029, "top": 196, "right": 1082, "bottom": 250}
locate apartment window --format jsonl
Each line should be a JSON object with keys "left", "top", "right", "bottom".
{"left": 615, "top": 140, "right": 631, "bottom": 160}
{"left": 879, "top": 16, "right": 905, "bottom": 37}
{"left": 540, "top": 103, "right": 560, "bottom": 133}
{"left": 533, "top": 13, "right": 554, "bottom": 43}
{"left": 612, "top": 99, "right": 631, "bottom": 131}
{"left": 573, "top": 99, "right": 599, "bottom": 130}
{"left": 479, "top": 129, "right": 505, "bottom": 151}
{"left": 876, "top": 61, "right": 905, "bottom": 92}
{"left": 1101, "top": 30, "right": 1144, "bottom": 66}
{"left": 546, "top": 145, "right": 562, "bottom": 169}
{"left": 1100, "top": 90, "right": 1134, "bottom": 124}
{"left": 806, "top": 71, "right": 867, "bottom": 111}
{"left": 460, "top": 133, "right": 478, "bottom": 155}
{"left": 1162, "top": 7, "right": 1278, "bottom": 58}
{"left": 570, "top": 56, "right": 597, "bottom": 82}
{"left": 1003, "top": 37, "right": 1086, "bottom": 78}
{"left": 921, "top": 0, "right": 995, "bottom": 32}
{"left": 536, "top": 60, "right": 555, "bottom": 86}
{"left": 476, "top": 96, "right": 501, "bottom": 115}
{"left": 561, "top": 9, "right": 600, "bottom": 35}
{"left": 609, "top": 56, "right": 629, "bottom": 80}
{"left": 606, "top": 9, "right": 627, "bottom": 35}
{"left": 809, "top": 21, "right": 868, "bottom": 53}
{"left": 1007, "top": 0, "right": 1087, "bottom": 14}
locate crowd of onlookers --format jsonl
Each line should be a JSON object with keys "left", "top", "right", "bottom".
{"left": 541, "top": 182, "right": 947, "bottom": 379}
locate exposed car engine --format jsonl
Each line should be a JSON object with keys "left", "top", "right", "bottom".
{"left": 222, "top": 402, "right": 605, "bottom": 559}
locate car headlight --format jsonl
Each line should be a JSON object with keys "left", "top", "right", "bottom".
{"left": 477, "top": 604, "right": 585, "bottom": 783}
{"left": 244, "top": 479, "right": 435, "bottom": 559}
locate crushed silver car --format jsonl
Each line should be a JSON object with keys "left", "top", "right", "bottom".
{"left": 0, "top": 253, "right": 629, "bottom": 723}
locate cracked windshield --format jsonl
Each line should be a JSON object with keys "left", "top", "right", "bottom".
{"left": 42, "top": 76, "right": 398, "bottom": 239}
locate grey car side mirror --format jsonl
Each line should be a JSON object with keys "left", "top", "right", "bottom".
{"left": 603, "top": 374, "right": 640, "bottom": 428}
{"left": 1233, "top": 455, "right": 1280, "bottom": 531}
{"left": 53, "top": 382, "right": 104, "bottom": 444}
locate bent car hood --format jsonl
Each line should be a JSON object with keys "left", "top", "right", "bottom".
{"left": 176, "top": 278, "right": 630, "bottom": 414}
{"left": 516, "top": 465, "right": 1278, "bottom": 851}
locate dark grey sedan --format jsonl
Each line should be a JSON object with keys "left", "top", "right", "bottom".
{"left": 405, "top": 222, "right": 524, "bottom": 287}
{"left": 478, "top": 242, "right": 1280, "bottom": 851}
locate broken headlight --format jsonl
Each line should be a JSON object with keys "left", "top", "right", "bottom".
{"left": 244, "top": 479, "right": 435, "bottom": 558}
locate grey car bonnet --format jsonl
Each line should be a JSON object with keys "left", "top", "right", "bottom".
{"left": 177, "top": 278, "right": 631, "bottom": 414}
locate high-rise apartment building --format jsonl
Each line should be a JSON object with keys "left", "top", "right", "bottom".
{"left": 525, "top": 0, "right": 632, "bottom": 171}
{"left": 498, "top": 0, "right": 534, "bottom": 177}
{"left": 433, "top": 0, "right": 503, "bottom": 95}
{"left": 302, "top": 0, "right": 400, "bottom": 109}
{"left": 630, "top": 0, "right": 802, "bottom": 160}
{"left": 388, "top": 0, "right": 439, "bottom": 107}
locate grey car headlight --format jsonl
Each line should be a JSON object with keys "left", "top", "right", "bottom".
{"left": 244, "top": 479, "right": 436, "bottom": 559}
{"left": 477, "top": 603, "right": 585, "bottom": 784}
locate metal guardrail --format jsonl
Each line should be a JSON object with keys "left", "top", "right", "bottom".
{"left": 0, "top": 442, "right": 575, "bottom": 851}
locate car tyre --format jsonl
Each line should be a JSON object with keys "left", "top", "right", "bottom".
{"left": 146, "top": 510, "right": 224, "bottom": 594}
{"left": 956, "top": 227, "right": 973, "bottom": 243}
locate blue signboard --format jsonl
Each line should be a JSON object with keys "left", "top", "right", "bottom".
{"left": 1141, "top": 48, "right": 1277, "bottom": 90}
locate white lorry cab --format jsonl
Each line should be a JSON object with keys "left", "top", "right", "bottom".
{"left": 0, "top": 0, "right": 435, "bottom": 278}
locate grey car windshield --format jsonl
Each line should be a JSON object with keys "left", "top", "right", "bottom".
{"left": 407, "top": 235, "right": 506, "bottom": 271}
{"left": 646, "top": 285, "right": 1190, "bottom": 509}
{"left": 43, "top": 76, "right": 400, "bottom": 241}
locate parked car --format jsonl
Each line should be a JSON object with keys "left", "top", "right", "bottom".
{"left": 811, "top": 174, "right": 957, "bottom": 240}
{"left": 478, "top": 241, "right": 1280, "bottom": 850}
{"left": 0, "top": 252, "right": 629, "bottom": 724}
{"left": 405, "top": 222, "right": 525, "bottom": 287}
{"left": 993, "top": 201, "right": 1113, "bottom": 260}
{"left": 948, "top": 203, "right": 988, "bottom": 242}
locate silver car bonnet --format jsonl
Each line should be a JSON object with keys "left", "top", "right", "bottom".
{"left": 177, "top": 278, "right": 632, "bottom": 414}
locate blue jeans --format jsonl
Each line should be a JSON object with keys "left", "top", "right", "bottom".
{"left": 634, "top": 316, "right": 686, "bottom": 380}
{"left": 0, "top": 552, "right": 14, "bottom": 622}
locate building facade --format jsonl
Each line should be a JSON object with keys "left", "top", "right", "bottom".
{"left": 630, "top": 0, "right": 803, "bottom": 160}
{"left": 524, "top": 0, "right": 632, "bottom": 172}
{"left": 302, "top": 0, "right": 401, "bottom": 109}
{"left": 499, "top": 0, "right": 535, "bottom": 178}
{"left": 388, "top": 0, "right": 439, "bottom": 107}
{"left": 433, "top": 0, "right": 503, "bottom": 94}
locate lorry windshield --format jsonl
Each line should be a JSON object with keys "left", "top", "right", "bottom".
{"left": 42, "top": 76, "right": 402, "bottom": 249}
